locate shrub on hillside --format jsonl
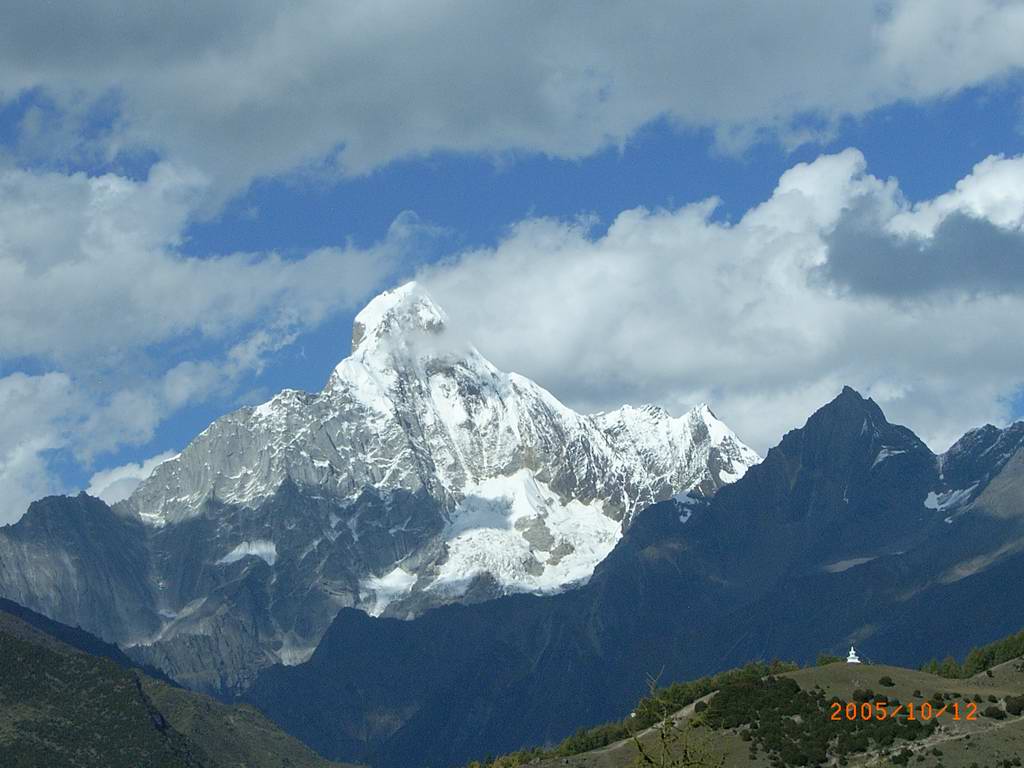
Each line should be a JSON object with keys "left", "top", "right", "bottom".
{"left": 892, "top": 748, "right": 913, "bottom": 765}
{"left": 1005, "top": 694, "right": 1024, "bottom": 716}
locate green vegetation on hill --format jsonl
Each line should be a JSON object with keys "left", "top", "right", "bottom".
{"left": 0, "top": 631, "right": 201, "bottom": 768}
{"left": 922, "top": 628, "right": 1024, "bottom": 679}
{"left": 463, "top": 662, "right": 798, "bottom": 767}
{"left": 0, "top": 608, "right": 350, "bottom": 768}
{"left": 701, "top": 672, "right": 935, "bottom": 766}
{"left": 469, "top": 662, "right": 941, "bottom": 767}
{"left": 141, "top": 677, "right": 351, "bottom": 768}
{"left": 476, "top": 626, "right": 1024, "bottom": 768}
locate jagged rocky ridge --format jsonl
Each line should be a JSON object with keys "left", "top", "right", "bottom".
{"left": 245, "top": 387, "right": 1024, "bottom": 768}
{"left": 0, "top": 283, "right": 758, "bottom": 694}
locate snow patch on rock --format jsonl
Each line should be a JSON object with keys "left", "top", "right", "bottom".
{"left": 362, "top": 567, "right": 419, "bottom": 616}
{"left": 872, "top": 447, "right": 907, "bottom": 468}
{"left": 217, "top": 540, "right": 277, "bottom": 566}
{"left": 924, "top": 484, "right": 978, "bottom": 511}
{"left": 823, "top": 556, "right": 877, "bottom": 573}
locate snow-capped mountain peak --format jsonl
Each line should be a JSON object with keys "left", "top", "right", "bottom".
{"left": 114, "top": 282, "right": 760, "bottom": 683}
{"left": 129, "top": 281, "right": 759, "bottom": 571}
{"left": 349, "top": 281, "right": 449, "bottom": 357}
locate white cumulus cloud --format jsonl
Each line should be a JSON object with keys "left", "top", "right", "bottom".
{"left": 0, "top": 373, "right": 80, "bottom": 524}
{"left": 85, "top": 451, "right": 179, "bottom": 505}
{"left": 0, "top": 2, "right": 1022, "bottom": 195}
{"left": 0, "top": 163, "right": 407, "bottom": 364}
{"left": 422, "top": 148, "right": 1024, "bottom": 454}
{"left": 0, "top": 163, "right": 426, "bottom": 523}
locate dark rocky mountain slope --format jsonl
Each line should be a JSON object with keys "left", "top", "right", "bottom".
{"left": 246, "top": 387, "right": 1024, "bottom": 768}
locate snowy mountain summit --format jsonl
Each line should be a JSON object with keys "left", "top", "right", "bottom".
{"left": 127, "top": 282, "right": 758, "bottom": 610}
{"left": 6, "top": 282, "right": 757, "bottom": 691}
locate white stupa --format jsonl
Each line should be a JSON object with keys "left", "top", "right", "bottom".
{"left": 846, "top": 645, "right": 862, "bottom": 664}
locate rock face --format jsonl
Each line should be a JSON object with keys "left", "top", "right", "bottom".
{"left": 0, "top": 283, "right": 758, "bottom": 694}
{"left": 246, "top": 387, "right": 1024, "bottom": 768}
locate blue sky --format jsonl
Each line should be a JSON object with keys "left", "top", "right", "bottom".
{"left": 185, "top": 83, "right": 1024, "bottom": 260}
{"left": 2, "top": 1, "right": 1024, "bottom": 521}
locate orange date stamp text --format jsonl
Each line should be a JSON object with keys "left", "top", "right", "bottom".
{"left": 829, "top": 700, "right": 978, "bottom": 722}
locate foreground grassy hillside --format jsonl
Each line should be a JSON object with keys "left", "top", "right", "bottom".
{"left": 477, "top": 650, "right": 1024, "bottom": 768}
{"left": 518, "top": 663, "right": 1024, "bottom": 768}
{"left": 0, "top": 607, "right": 353, "bottom": 768}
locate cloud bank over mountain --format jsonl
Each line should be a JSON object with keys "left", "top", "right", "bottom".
{"left": 423, "top": 149, "right": 1024, "bottom": 454}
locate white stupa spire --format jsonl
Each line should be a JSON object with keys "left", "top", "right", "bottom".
{"left": 846, "top": 645, "right": 862, "bottom": 664}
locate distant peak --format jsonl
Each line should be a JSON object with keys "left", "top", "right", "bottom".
{"left": 350, "top": 282, "right": 448, "bottom": 354}
{"left": 828, "top": 385, "right": 881, "bottom": 414}
{"left": 819, "top": 386, "right": 885, "bottom": 424}
{"left": 791, "top": 385, "right": 931, "bottom": 458}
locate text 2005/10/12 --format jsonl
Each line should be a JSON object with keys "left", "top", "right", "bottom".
{"left": 830, "top": 701, "right": 978, "bottom": 722}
